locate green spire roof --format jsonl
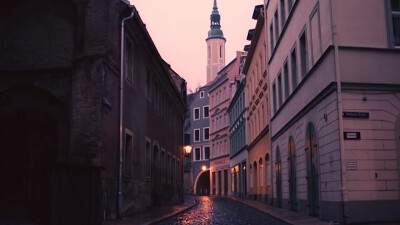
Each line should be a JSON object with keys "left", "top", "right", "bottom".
{"left": 207, "top": 0, "right": 225, "bottom": 41}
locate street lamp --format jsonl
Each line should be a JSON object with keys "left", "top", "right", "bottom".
{"left": 184, "top": 145, "right": 192, "bottom": 155}
{"left": 202, "top": 165, "right": 207, "bottom": 171}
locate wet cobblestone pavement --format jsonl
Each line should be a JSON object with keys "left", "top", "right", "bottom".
{"left": 157, "top": 196, "right": 290, "bottom": 225}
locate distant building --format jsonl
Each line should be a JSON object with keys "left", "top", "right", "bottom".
{"left": 265, "top": 0, "right": 400, "bottom": 223}
{"left": 206, "top": 0, "right": 226, "bottom": 83}
{"left": 184, "top": 86, "right": 211, "bottom": 195}
{"left": 244, "top": 5, "right": 270, "bottom": 203}
{"left": 227, "top": 55, "right": 248, "bottom": 198}
{"left": 0, "top": 1, "right": 186, "bottom": 224}
{"left": 209, "top": 51, "right": 246, "bottom": 196}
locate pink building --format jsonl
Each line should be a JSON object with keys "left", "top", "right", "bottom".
{"left": 265, "top": 0, "right": 400, "bottom": 223}
{"left": 209, "top": 51, "right": 246, "bottom": 195}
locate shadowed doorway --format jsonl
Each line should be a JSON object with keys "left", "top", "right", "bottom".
{"left": 196, "top": 170, "right": 210, "bottom": 195}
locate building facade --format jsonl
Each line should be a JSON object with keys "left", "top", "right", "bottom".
{"left": 209, "top": 51, "right": 246, "bottom": 196}
{"left": 184, "top": 86, "right": 211, "bottom": 195}
{"left": 206, "top": 0, "right": 226, "bottom": 83}
{"left": 228, "top": 55, "right": 248, "bottom": 198}
{"left": 244, "top": 5, "right": 270, "bottom": 203}
{"left": 265, "top": 0, "right": 400, "bottom": 223}
{"left": 0, "top": 1, "right": 186, "bottom": 224}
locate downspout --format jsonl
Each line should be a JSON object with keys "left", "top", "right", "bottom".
{"left": 263, "top": 0, "right": 274, "bottom": 205}
{"left": 118, "top": 4, "right": 134, "bottom": 219}
{"left": 330, "top": 0, "right": 348, "bottom": 223}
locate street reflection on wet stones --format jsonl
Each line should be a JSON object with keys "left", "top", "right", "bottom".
{"left": 158, "top": 196, "right": 290, "bottom": 225}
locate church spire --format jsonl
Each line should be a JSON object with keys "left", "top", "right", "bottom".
{"left": 207, "top": 0, "right": 225, "bottom": 41}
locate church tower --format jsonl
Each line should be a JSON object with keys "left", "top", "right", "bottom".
{"left": 206, "top": 0, "right": 226, "bottom": 83}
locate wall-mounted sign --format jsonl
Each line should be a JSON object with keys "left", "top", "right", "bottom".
{"left": 346, "top": 161, "right": 357, "bottom": 170}
{"left": 344, "top": 132, "right": 361, "bottom": 140}
{"left": 343, "top": 112, "right": 369, "bottom": 118}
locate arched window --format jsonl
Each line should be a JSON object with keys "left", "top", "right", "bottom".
{"left": 305, "top": 123, "right": 319, "bottom": 216}
{"left": 288, "top": 137, "right": 297, "bottom": 210}
{"left": 275, "top": 147, "right": 282, "bottom": 207}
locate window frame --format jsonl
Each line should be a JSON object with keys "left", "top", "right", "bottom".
{"left": 194, "top": 129, "right": 200, "bottom": 142}
{"left": 204, "top": 127, "right": 210, "bottom": 141}
{"left": 193, "top": 107, "right": 200, "bottom": 120}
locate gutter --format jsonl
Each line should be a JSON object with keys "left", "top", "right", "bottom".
{"left": 118, "top": 2, "right": 134, "bottom": 219}
{"left": 330, "top": 0, "right": 348, "bottom": 223}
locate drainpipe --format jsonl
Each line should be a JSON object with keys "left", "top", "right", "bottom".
{"left": 330, "top": 0, "right": 348, "bottom": 223}
{"left": 263, "top": 0, "right": 274, "bottom": 205}
{"left": 118, "top": 4, "right": 134, "bottom": 219}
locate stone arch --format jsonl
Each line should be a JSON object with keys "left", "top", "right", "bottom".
{"left": 0, "top": 84, "right": 68, "bottom": 223}
{"left": 259, "top": 157, "right": 264, "bottom": 195}
{"left": 194, "top": 169, "right": 210, "bottom": 195}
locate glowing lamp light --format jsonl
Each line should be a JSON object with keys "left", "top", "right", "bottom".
{"left": 201, "top": 165, "right": 207, "bottom": 171}
{"left": 184, "top": 145, "right": 192, "bottom": 155}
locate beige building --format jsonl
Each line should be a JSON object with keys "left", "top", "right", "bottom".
{"left": 265, "top": 0, "right": 400, "bottom": 223}
{"left": 244, "top": 5, "right": 271, "bottom": 203}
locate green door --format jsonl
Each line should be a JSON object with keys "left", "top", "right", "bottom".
{"left": 306, "top": 123, "right": 319, "bottom": 216}
{"left": 288, "top": 137, "right": 297, "bottom": 210}
{"left": 275, "top": 147, "right": 282, "bottom": 207}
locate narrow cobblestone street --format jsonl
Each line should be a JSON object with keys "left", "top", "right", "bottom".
{"left": 158, "top": 196, "right": 290, "bottom": 225}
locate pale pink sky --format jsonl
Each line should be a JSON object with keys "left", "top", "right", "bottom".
{"left": 130, "top": 0, "right": 261, "bottom": 92}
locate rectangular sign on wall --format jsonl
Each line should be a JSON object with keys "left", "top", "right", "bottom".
{"left": 343, "top": 112, "right": 369, "bottom": 118}
{"left": 346, "top": 161, "right": 357, "bottom": 170}
{"left": 344, "top": 132, "right": 361, "bottom": 140}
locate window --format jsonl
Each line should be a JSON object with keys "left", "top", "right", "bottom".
{"left": 391, "top": 0, "right": 400, "bottom": 46}
{"left": 220, "top": 45, "right": 222, "bottom": 58}
{"left": 284, "top": 61, "right": 290, "bottom": 99}
{"left": 223, "top": 87, "right": 226, "bottom": 100}
{"left": 194, "top": 129, "right": 200, "bottom": 142}
{"left": 270, "top": 24, "right": 275, "bottom": 50}
{"left": 195, "top": 147, "right": 201, "bottom": 160}
{"left": 310, "top": 3, "right": 322, "bottom": 64}
{"left": 200, "top": 91, "right": 205, "bottom": 98}
{"left": 280, "top": 0, "right": 286, "bottom": 29}
{"left": 124, "top": 129, "right": 133, "bottom": 176}
{"left": 274, "top": 10, "right": 279, "bottom": 44}
{"left": 204, "top": 127, "right": 210, "bottom": 141}
{"left": 145, "top": 139, "right": 151, "bottom": 179}
{"left": 204, "top": 146, "right": 210, "bottom": 159}
{"left": 203, "top": 106, "right": 209, "bottom": 118}
{"left": 300, "top": 29, "right": 308, "bottom": 78}
{"left": 278, "top": 73, "right": 283, "bottom": 107}
{"left": 288, "top": 0, "right": 293, "bottom": 12}
{"left": 161, "top": 149, "right": 166, "bottom": 181}
{"left": 208, "top": 46, "right": 211, "bottom": 58}
{"left": 291, "top": 46, "right": 298, "bottom": 89}
{"left": 146, "top": 70, "right": 152, "bottom": 102}
{"left": 272, "top": 83, "right": 277, "bottom": 113}
{"left": 193, "top": 108, "right": 200, "bottom": 120}
{"left": 125, "top": 39, "right": 134, "bottom": 82}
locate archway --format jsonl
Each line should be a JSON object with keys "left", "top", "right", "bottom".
{"left": 306, "top": 123, "right": 319, "bottom": 216}
{"left": 0, "top": 86, "right": 66, "bottom": 224}
{"left": 194, "top": 170, "right": 210, "bottom": 195}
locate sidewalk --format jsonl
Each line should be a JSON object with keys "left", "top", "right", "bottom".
{"left": 104, "top": 195, "right": 196, "bottom": 225}
{"left": 225, "top": 196, "right": 332, "bottom": 225}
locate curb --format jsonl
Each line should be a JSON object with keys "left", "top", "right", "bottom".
{"left": 222, "top": 196, "right": 295, "bottom": 225}
{"left": 147, "top": 198, "right": 197, "bottom": 225}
